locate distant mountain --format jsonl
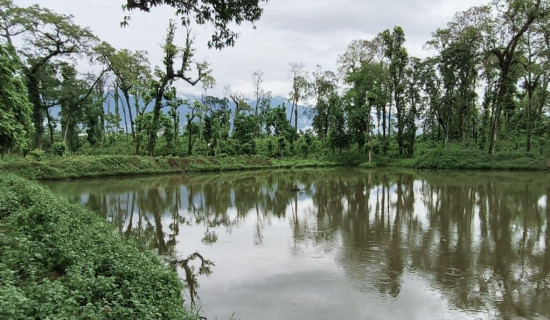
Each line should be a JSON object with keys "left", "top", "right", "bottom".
{"left": 47, "top": 95, "right": 312, "bottom": 132}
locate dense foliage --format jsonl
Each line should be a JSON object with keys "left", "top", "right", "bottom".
{"left": 0, "top": 174, "right": 194, "bottom": 319}
{"left": 123, "top": 0, "right": 268, "bottom": 49}
{"left": 0, "top": 155, "right": 337, "bottom": 180}
{"left": 0, "top": 0, "right": 549, "bottom": 161}
{"left": 0, "top": 44, "right": 32, "bottom": 155}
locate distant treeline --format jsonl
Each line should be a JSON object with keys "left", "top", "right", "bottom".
{"left": 1, "top": 0, "right": 549, "bottom": 160}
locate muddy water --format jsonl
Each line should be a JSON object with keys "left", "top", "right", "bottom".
{"left": 43, "top": 169, "right": 550, "bottom": 320}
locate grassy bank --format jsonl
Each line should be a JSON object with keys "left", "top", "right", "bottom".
{"left": 0, "top": 155, "right": 339, "bottom": 180}
{"left": 0, "top": 149, "right": 547, "bottom": 181}
{"left": 390, "top": 149, "right": 548, "bottom": 170}
{"left": 354, "top": 148, "right": 550, "bottom": 170}
{"left": 0, "top": 174, "right": 196, "bottom": 319}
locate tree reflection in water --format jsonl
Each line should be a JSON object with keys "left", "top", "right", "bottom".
{"left": 44, "top": 169, "right": 550, "bottom": 319}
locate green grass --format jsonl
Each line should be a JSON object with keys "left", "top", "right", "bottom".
{"left": 0, "top": 155, "right": 339, "bottom": 180}
{"left": 405, "top": 148, "right": 546, "bottom": 170}
{"left": 353, "top": 144, "right": 549, "bottom": 171}
{"left": 0, "top": 174, "right": 198, "bottom": 319}
{"left": 1, "top": 148, "right": 546, "bottom": 181}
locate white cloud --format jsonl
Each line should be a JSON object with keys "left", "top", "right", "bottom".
{"left": 16, "top": 0, "right": 489, "bottom": 98}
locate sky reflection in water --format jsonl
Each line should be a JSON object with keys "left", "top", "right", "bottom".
{"left": 44, "top": 169, "right": 550, "bottom": 320}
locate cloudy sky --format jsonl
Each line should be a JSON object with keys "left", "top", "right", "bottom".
{"left": 17, "top": 0, "right": 488, "bottom": 98}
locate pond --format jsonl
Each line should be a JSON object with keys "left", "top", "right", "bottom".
{"left": 43, "top": 168, "right": 550, "bottom": 320}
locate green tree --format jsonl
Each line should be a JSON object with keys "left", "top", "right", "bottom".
{"left": 486, "top": 0, "right": 549, "bottom": 154}
{"left": 265, "top": 104, "right": 297, "bottom": 156}
{"left": 338, "top": 36, "right": 388, "bottom": 155}
{"left": 186, "top": 100, "right": 207, "bottom": 155}
{"left": 309, "top": 66, "right": 338, "bottom": 138}
{"left": 404, "top": 58, "right": 422, "bottom": 156}
{"left": 0, "top": 44, "right": 32, "bottom": 154}
{"left": 428, "top": 25, "right": 479, "bottom": 147}
{"left": 0, "top": 1, "right": 98, "bottom": 149}
{"left": 233, "top": 113, "right": 260, "bottom": 155}
{"left": 147, "top": 21, "right": 206, "bottom": 156}
{"left": 382, "top": 26, "right": 409, "bottom": 156}
{"left": 328, "top": 94, "right": 350, "bottom": 153}
{"left": 96, "top": 43, "right": 151, "bottom": 140}
{"left": 519, "top": 26, "right": 547, "bottom": 152}
{"left": 203, "top": 96, "right": 230, "bottom": 155}
{"left": 83, "top": 94, "right": 104, "bottom": 148}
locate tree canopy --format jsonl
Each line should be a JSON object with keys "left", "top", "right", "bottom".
{"left": 0, "top": 45, "right": 32, "bottom": 154}
{"left": 0, "top": 0, "right": 549, "bottom": 162}
{"left": 123, "top": 0, "right": 269, "bottom": 49}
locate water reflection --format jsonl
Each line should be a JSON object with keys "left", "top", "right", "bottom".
{"left": 44, "top": 169, "right": 550, "bottom": 320}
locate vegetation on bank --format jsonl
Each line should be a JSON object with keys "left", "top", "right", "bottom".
{"left": 0, "top": 155, "right": 338, "bottom": 180}
{"left": 2, "top": 0, "right": 550, "bottom": 170}
{"left": 0, "top": 174, "right": 197, "bottom": 319}
{"left": 0, "top": 146, "right": 547, "bottom": 181}
{"left": 373, "top": 147, "right": 549, "bottom": 170}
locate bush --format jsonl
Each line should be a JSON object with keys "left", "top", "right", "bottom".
{"left": 52, "top": 142, "right": 67, "bottom": 157}
{"left": 27, "top": 149, "right": 45, "bottom": 161}
{"left": 0, "top": 174, "right": 194, "bottom": 319}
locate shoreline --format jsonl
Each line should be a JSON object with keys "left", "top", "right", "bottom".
{"left": 0, "top": 153, "right": 547, "bottom": 181}
{"left": 0, "top": 156, "right": 340, "bottom": 180}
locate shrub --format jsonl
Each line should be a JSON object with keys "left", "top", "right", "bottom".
{"left": 0, "top": 174, "right": 194, "bottom": 319}
{"left": 52, "top": 142, "right": 67, "bottom": 157}
{"left": 27, "top": 149, "right": 45, "bottom": 161}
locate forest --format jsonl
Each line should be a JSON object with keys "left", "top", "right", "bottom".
{"left": 1, "top": 0, "right": 549, "bottom": 166}
{"left": 1, "top": 1, "right": 550, "bottom": 319}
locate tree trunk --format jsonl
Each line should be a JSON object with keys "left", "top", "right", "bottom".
{"left": 294, "top": 101, "right": 298, "bottom": 131}
{"left": 46, "top": 109, "right": 55, "bottom": 144}
{"left": 148, "top": 99, "right": 162, "bottom": 157}
{"left": 120, "top": 95, "right": 129, "bottom": 142}
{"left": 187, "top": 119, "right": 193, "bottom": 156}
{"left": 527, "top": 90, "right": 533, "bottom": 152}
{"left": 123, "top": 90, "right": 136, "bottom": 139}
{"left": 387, "top": 101, "right": 391, "bottom": 140}
{"left": 324, "top": 111, "right": 329, "bottom": 137}
{"left": 396, "top": 93, "right": 403, "bottom": 157}
{"left": 488, "top": 74, "right": 507, "bottom": 155}
{"left": 443, "top": 116, "right": 450, "bottom": 148}
{"left": 382, "top": 104, "right": 387, "bottom": 154}
{"left": 63, "top": 118, "right": 70, "bottom": 144}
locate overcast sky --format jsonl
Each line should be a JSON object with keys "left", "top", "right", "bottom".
{"left": 17, "top": 0, "right": 488, "bottom": 98}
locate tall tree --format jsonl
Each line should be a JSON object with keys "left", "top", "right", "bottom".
{"left": 146, "top": 21, "right": 206, "bottom": 156}
{"left": 96, "top": 43, "right": 151, "bottom": 140}
{"left": 404, "top": 58, "right": 422, "bottom": 156}
{"left": 419, "top": 57, "right": 443, "bottom": 142}
{"left": 519, "top": 26, "right": 546, "bottom": 151}
{"left": 339, "top": 36, "right": 388, "bottom": 153}
{"left": 185, "top": 100, "right": 206, "bottom": 155}
{"left": 428, "top": 25, "right": 480, "bottom": 147}
{"left": 328, "top": 94, "right": 350, "bottom": 153}
{"left": 344, "top": 62, "right": 386, "bottom": 156}
{"left": 486, "top": 0, "right": 549, "bottom": 154}
{"left": 0, "top": 1, "right": 98, "bottom": 149}
{"left": 309, "top": 66, "right": 338, "bottom": 138}
{"left": 0, "top": 44, "right": 32, "bottom": 154}
{"left": 382, "top": 26, "right": 408, "bottom": 156}
{"left": 252, "top": 70, "right": 264, "bottom": 116}
{"left": 289, "top": 63, "right": 308, "bottom": 131}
